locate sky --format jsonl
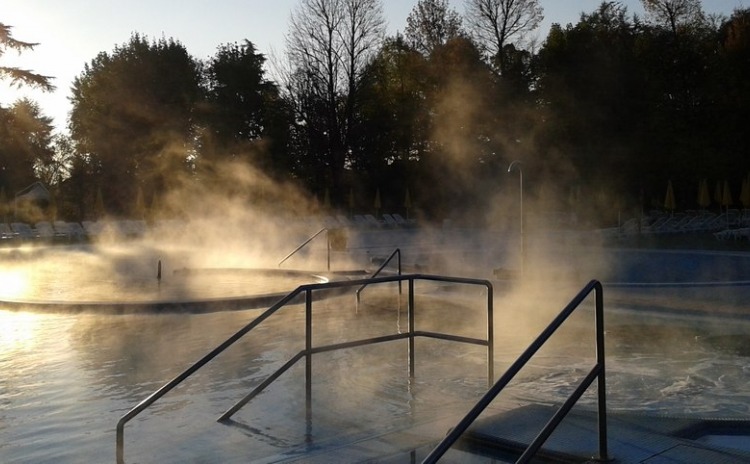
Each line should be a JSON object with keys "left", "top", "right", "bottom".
{"left": 2, "top": 0, "right": 748, "bottom": 134}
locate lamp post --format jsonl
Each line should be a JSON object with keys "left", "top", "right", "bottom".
{"left": 508, "top": 160, "right": 525, "bottom": 276}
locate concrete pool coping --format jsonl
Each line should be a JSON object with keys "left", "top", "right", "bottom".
{"left": 0, "top": 268, "right": 370, "bottom": 313}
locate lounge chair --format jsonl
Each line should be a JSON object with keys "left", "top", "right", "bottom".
{"left": 336, "top": 215, "right": 353, "bottom": 228}
{"left": 0, "top": 222, "right": 16, "bottom": 241}
{"left": 54, "top": 221, "right": 87, "bottom": 241}
{"left": 10, "top": 222, "right": 37, "bottom": 240}
{"left": 82, "top": 220, "right": 105, "bottom": 237}
{"left": 364, "top": 214, "right": 383, "bottom": 228}
{"left": 382, "top": 214, "right": 399, "bottom": 228}
{"left": 322, "top": 216, "right": 340, "bottom": 228}
{"left": 125, "top": 220, "right": 147, "bottom": 237}
{"left": 353, "top": 215, "right": 369, "bottom": 228}
{"left": 391, "top": 213, "right": 415, "bottom": 227}
{"left": 35, "top": 221, "right": 59, "bottom": 240}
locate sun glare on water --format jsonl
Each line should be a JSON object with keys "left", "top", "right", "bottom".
{"left": 0, "top": 310, "right": 40, "bottom": 350}
{"left": 0, "top": 269, "right": 30, "bottom": 300}
{"left": 0, "top": 270, "right": 38, "bottom": 349}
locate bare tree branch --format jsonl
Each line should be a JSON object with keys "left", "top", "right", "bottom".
{"left": 464, "top": 0, "right": 543, "bottom": 73}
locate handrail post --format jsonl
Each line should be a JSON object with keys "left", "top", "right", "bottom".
{"left": 326, "top": 230, "right": 330, "bottom": 271}
{"left": 486, "top": 283, "right": 494, "bottom": 387}
{"left": 305, "top": 288, "right": 313, "bottom": 436}
{"left": 116, "top": 422, "right": 124, "bottom": 463}
{"left": 408, "top": 277, "right": 415, "bottom": 379}
{"left": 595, "top": 282, "right": 609, "bottom": 462}
{"left": 397, "top": 250, "right": 402, "bottom": 296}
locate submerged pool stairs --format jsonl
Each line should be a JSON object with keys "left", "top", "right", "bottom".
{"left": 253, "top": 404, "right": 750, "bottom": 463}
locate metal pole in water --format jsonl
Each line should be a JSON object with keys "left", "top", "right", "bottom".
{"left": 508, "top": 160, "right": 525, "bottom": 276}
{"left": 157, "top": 260, "right": 162, "bottom": 281}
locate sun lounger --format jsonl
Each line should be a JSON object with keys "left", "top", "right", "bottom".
{"left": 391, "top": 213, "right": 415, "bottom": 227}
{"left": 126, "top": 220, "right": 147, "bottom": 236}
{"left": 82, "top": 220, "right": 105, "bottom": 237}
{"left": 11, "top": 222, "right": 37, "bottom": 240}
{"left": 35, "top": 221, "right": 59, "bottom": 240}
{"left": 0, "top": 222, "right": 16, "bottom": 241}
{"left": 382, "top": 214, "right": 399, "bottom": 228}
{"left": 364, "top": 214, "right": 383, "bottom": 228}
{"left": 353, "top": 215, "right": 369, "bottom": 228}
{"left": 336, "top": 215, "right": 353, "bottom": 227}
{"left": 54, "top": 221, "right": 87, "bottom": 241}
{"left": 322, "top": 216, "right": 340, "bottom": 228}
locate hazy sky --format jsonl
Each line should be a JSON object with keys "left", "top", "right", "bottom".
{"left": 2, "top": 0, "right": 747, "bottom": 133}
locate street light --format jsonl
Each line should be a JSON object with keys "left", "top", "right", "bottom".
{"left": 508, "top": 160, "right": 525, "bottom": 275}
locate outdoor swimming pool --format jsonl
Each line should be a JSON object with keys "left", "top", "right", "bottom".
{"left": 1, "top": 234, "right": 749, "bottom": 462}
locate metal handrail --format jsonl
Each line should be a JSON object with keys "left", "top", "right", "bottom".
{"left": 116, "top": 273, "right": 494, "bottom": 463}
{"left": 278, "top": 228, "right": 330, "bottom": 270}
{"left": 356, "top": 248, "right": 402, "bottom": 306}
{"left": 423, "top": 280, "right": 608, "bottom": 464}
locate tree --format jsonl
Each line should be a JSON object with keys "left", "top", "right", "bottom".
{"left": 201, "top": 39, "right": 292, "bottom": 177}
{"left": 284, "top": 0, "right": 385, "bottom": 202}
{"left": 0, "top": 23, "right": 54, "bottom": 90}
{"left": 69, "top": 34, "right": 202, "bottom": 216}
{"left": 204, "top": 41, "right": 273, "bottom": 147}
{"left": 36, "top": 133, "right": 75, "bottom": 188}
{"left": 534, "top": 2, "right": 647, "bottom": 215}
{"left": 404, "top": 0, "right": 464, "bottom": 56}
{"left": 641, "top": 0, "right": 705, "bottom": 36}
{"left": 713, "top": 8, "right": 750, "bottom": 176}
{"left": 464, "top": 0, "right": 544, "bottom": 74}
{"left": 353, "top": 35, "right": 430, "bottom": 197}
{"left": 0, "top": 99, "right": 53, "bottom": 194}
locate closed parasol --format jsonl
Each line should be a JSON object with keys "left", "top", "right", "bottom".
{"left": 404, "top": 188, "right": 412, "bottom": 219}
{"left": 722, "top": 180, "right": 733, "bottom": 208}
{"left": 740, "top": 175, "right": 750, "bottom": 209}
{"left": 664, "top": 180, "right": 676, "bottom": 213}
{"left": 697, "top": 179, "right": 710, "bottom": 210}
{"left": 374, "top": 188, "right": 381, "bottom": 215}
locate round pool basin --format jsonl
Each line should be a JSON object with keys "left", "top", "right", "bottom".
{"left": 0, "top": 244, "right": 330, "bottom": 312}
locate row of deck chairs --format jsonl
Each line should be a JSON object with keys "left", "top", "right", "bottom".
{"left": 0, "top": 220, "right": 149, "bottom": 243}
{"left": 714, "top": 227, "right": 750, "bottom": 241}
{"left": 318, "top": 213, "right": 416, "bottom": 229}
{"left": 620, "top": 210, "right": 747, "bottom": 235}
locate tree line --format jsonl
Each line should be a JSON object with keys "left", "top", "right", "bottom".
{"left": 1, "top": 0, "right": 749, "bottom": 226}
